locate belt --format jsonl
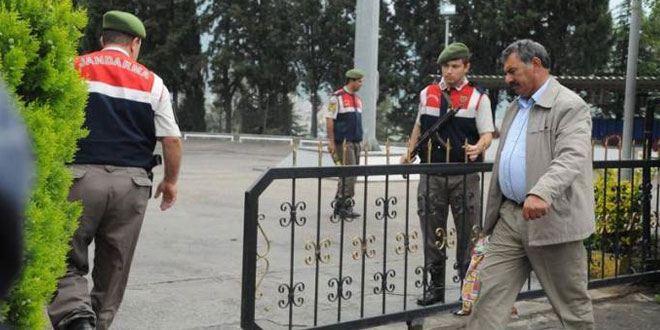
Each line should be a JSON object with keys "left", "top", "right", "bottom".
{"left": 503, "top": 197, "right": 524, "bottom": 206}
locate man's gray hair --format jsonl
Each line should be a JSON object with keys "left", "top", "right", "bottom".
{"left": 501, "top": 39, "right": 551, "bottom": 69}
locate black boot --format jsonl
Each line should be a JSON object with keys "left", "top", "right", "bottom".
{"left": 66, "top": 318, "right": 95, "bottom": 330}
{"left": 416, "top": 285, "right": 444, "bottom": 306}
{"left": 342, "top": 203, "right": 360, "bottom": 218}
{"left": 416, "top": 270, "right": 444, "bottom": 306}
{"left": 332, "top": 197, "right": 345, "bottom": 217}
{"left": 333, "top": 197, "right": 360, "bottom": 219}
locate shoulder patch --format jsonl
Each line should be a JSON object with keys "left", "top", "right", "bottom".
{"left": 328, "top": 101, "right": 337, "bottom": 113}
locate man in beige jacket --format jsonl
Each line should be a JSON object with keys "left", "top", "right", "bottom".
{"left": 466, "top": 40, "right": 595, "bottom": 330}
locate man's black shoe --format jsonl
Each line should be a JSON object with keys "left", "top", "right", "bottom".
{"left": 333, "top": 199, "right": 360, "bottom": 219}
{"left": 335, "top": 207, "right": 360, "bottom": 219}
{"left": 66, "top": 318, "right": 94, "bottom": 330}
{"left": 332, "top": 198, "right": 344, "bottom": 216}
{"left": 342, "top": 205, "right": 360, "bottom": 218}
{"left": 416, "top": 289, "right": 443, "bottom": 306}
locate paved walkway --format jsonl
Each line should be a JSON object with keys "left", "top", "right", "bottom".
{"left": 61, "top": 139, "right": 659, "bottom": 330}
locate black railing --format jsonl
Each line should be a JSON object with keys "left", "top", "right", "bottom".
{"left": 241, "top": 154, "right": 660, "bottom": 330}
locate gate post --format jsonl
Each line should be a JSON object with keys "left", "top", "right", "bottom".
{"left": 642, "top": 97, "right": 658, "bottom": 270}
{"left": 241, "top": 191, "right": 259, "bottom": 329}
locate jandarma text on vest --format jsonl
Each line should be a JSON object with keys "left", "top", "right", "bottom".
{"left": 78, "top": 55, "right": 150, "bottom": 80}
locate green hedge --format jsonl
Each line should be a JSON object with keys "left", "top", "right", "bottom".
{"left": 0, "top": 0, "right": 88, "bottom": 329}
{"left": 590, "top": 169, "right": 644, "bottom": 254}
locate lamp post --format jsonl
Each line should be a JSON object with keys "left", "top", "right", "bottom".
{"left": 440, "top": 1, "right": 456, "bottom": 47}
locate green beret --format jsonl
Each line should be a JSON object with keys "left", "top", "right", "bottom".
{"left": 103, "top": 10, "right": 146, "bottom": 39}
{"left": 345, "top": 68, "right": 365, "bottom": 79}
{"left": 437, "top": 42, "right": 470, "bottom": 65}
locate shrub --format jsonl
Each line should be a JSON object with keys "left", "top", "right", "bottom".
{"left": 589, "top": 169, "right": 644, "bottom": 255}
{"left": 0, "top": 0, "right": 87, "bottom": 329}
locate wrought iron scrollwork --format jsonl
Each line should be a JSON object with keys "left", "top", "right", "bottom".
{"left": 373, "top": 269, "right": 396, "bottom": 294}
{"left": 447, "top": 228, "right": 457, "bottom": 248}
{"left": 414, "top": 264, "right": 442, "bottom": 289}
{"left": 435, "top": 227, "right": 446, "bottom": 250}
{"left": 280, "top": 201, "right": 307, "bottom": 227}
{"left": 328, "top": 276, "right": 353, "bottom": 302}
{"left": 598, "top": 214, "right": 610, "bottom": 236}
{"left": 278, "top": 282, "right": 305, "bottom": 309}
{"left": 452, "top": 261, "right": 461, "bottom": 283}
{"left": 395, "top": 231, "right": 418, "bottom": 255}
{"left": 305, "top": 239, "right": 331, "bottom": 265}
{"left": 329, "top": 197, "right": 357, "bottom": 223}
{"left": 352, "top": 235, "right": 376, "bottom": 260}
{"left": 625, "top": 212, "right": 640, "bottom": 232}
{"left": 417, "top": 193, "right": 441, "bottom": 217}
{"left": 256, "top": 213, "right": 270, "bottom": 299}
{"left": 470, "top": 225, "right": 483, "bottom": 244}
{"left": 375, "top": 196, "right": 398, "bottom": 221}
{"left": 450, "top": 191, "right": 476, "bottom": 215}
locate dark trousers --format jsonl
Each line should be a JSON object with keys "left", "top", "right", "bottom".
{"left": 335, "top": 141, "right": 361, "bottom": 198}
{"left": 417, "top": 173, "right": 481, "bottom": 280}
{"left": 48, "top": 165, "right": 152, "bottom": 330}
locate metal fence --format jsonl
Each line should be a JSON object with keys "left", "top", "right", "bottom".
{"left": 241, "top": 151, "right": 660, "bottom": 330}
{"left": 239, "top": 94, "right": 660, "bottom": 330}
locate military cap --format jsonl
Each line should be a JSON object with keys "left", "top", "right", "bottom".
{"left": 345, "top": 68, "right": 366, "bottom": 79}
{"left": 437, "top": 42, "right": 471, "bottom": 65}
{"left": 103, "top": 10, "right": 146, "bottom": 39}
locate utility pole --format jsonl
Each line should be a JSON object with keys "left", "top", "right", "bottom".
{"left": 622, "top": 0, "right": 642, "bottom": 160}
{"left": 354, "top": 0, "right": 380, "bottom": 150}
{"left": 440, "top": 1, "right": 456, "bottom": 47}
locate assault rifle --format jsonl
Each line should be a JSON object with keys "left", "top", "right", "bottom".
{"left": 406, "top": 90, "right": 458, "bottom": 162}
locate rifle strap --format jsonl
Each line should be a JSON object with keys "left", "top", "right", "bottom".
{"left": 441, "top": 89, "right": 458, "bottom": 113}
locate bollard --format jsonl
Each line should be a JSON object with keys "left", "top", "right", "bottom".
{"left": 386, "top": 137, "right": 391, "bottom": 165}
{"left": 318, "top": 138, "right": 323, "bottom": 167}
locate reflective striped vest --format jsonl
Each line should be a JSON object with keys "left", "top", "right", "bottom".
{"left": 418, "top": 82, "right": 484, "bottom": 163}
{"left": 73, "top": 49, "right": 160, "bottom": 170}
{"left": 332, "top": 88, "right": 363, "bottom": 143}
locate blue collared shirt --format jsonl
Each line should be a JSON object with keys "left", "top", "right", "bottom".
{"left": 498, "top": 79, "right": 550, "bottom": 203}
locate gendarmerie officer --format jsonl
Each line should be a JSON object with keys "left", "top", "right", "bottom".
{"left": 48, "top": 11, "right": 182, "bottom": 330}
{"left": 326, "top": 68, "right": 365, "bottom": 219}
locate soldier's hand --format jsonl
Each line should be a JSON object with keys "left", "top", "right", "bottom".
{"left": 465, "top": 143, "right": 485, "bottom": 161}
{"left": 328, "top": 142, "right": 336, "bottom": 154}
{"left": 155, "top": 180, "right": 178, "bottom": 211}
{"left": 400, "top": 153, "right": 411, "bottom": 164}
{"left": 522, "top": 194, "right": 549, "bottom": 221}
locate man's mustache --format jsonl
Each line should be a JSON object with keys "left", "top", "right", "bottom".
{"left": 507, "top": 82, "right": 520, "bottom": 90}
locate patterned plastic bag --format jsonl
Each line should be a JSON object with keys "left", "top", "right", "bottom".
{"left": 454, "top": 236, "right": 488, "bottom": 316}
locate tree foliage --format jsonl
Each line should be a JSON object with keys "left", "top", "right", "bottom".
{"left": 292, "top": 0, "right": 354, "bottom": 136}
{"left": 455, "top": 0, "right": 612, "bottom": 75}
{"left": 204, "top": 1, "right": 626, "bottom": 136}
{"left": 205, "top": 0, "right": 355, "bottom": 136}
{"left": 380, "top": 0, "right": 444, "bottom": 138}
{"left": 203, "top": 0, "right": 246, "bottom": 133}
{"left": 639, "top": 0, "right": 660, "bottom": 75}
{"left": 0, "top": 0, "right": 88, "bottom": 328}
